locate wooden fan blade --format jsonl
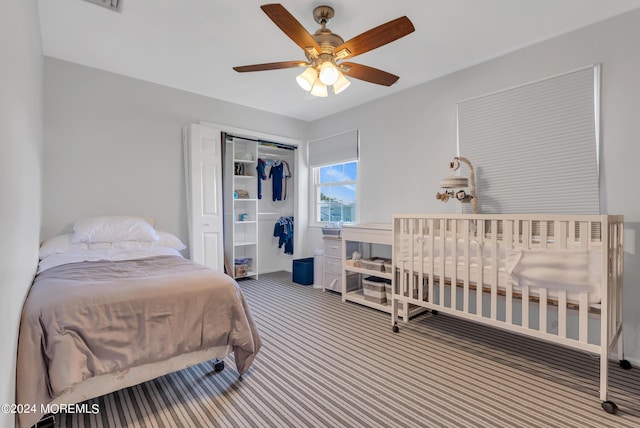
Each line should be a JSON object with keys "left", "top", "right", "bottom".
{"left": 340, "top": 62, "right": 399, "bottom": 86}
{"left": 233, "top": 61, "right": 308, "bottom": 73}
{"left": 261, "top": 4, "right": 322, "bottom": 56}
{"left": 333, "top": 16, "right": 415, "bottom": 60}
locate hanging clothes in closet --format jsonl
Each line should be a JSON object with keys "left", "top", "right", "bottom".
{"left": 269, "top": 161, "right": 284, "bottom": 201}
{"left": 273, "top": 216, "right": 294, "bottom": 254}
{"left": 256, "top": 158, "right": 267, "bottom": 199}
{"left": 281, "top": 160, "right": 292, "bottom": 200}
{"left": 258, "top": 159, "right": 293, "bottom": 201}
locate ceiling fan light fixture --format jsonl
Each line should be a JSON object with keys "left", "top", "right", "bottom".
{"left": 318, "top": 61, "right": 339, "bottom": 86}
{"left": 235, "top": 5, "right": 415, "bottom": 96}
{"left": 296, "top": 67, "right": 317, "bottom": 92}
{"left": 310, "top": 80, "right": 328, "bottom": 97}
{"left": 332, "top": 72, "right": 351, "bottom": 94}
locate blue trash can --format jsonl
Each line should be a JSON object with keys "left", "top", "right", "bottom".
{"left": 292, "top": 257, "right": 314, "bottom": 285}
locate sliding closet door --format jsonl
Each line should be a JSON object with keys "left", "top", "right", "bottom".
{"left": 183, "top": 123, "right": 224, "bottom": 271}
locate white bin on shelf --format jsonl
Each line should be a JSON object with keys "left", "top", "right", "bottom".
{"left": 313, "top": 247, "right": 324, "bottom": 289}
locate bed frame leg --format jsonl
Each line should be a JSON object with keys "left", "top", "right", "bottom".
{"left": 212, "top": 359, "right": 225, "bottom": 372}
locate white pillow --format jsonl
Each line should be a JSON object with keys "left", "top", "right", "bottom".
{"left": 71, "top": 216, "right": 159, "bottom": 244}
{"left": 152, "top": 231, "right": 186, "bottom": 250}
{"left": 39, "top": 234, "right": 88, "bottom": 259}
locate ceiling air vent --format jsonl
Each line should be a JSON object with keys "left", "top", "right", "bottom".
{"left": 82, "top": 0, "right": 121, "bottom": 12}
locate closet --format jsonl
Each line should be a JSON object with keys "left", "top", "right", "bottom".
{"left": 223, "top": 134, "right": 296, "bottom": 279}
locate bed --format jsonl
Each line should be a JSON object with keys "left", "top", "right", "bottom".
{"left": 391, "top": 214, "right": 628, "bottom": 414}
{"left": 17, "top": 216, "right": 261, "bottom": 428}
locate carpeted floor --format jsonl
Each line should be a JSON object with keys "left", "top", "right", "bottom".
{"left": 57, "top": 271, "right": 640, "bottom": 427}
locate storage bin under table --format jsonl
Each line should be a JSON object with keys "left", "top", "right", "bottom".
{"left": 362, "top": 276, "right": 391, "bottom": 304}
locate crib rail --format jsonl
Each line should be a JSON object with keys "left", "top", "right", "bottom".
{"left": 391, "top": 214, "right": 624, "bottom": 403}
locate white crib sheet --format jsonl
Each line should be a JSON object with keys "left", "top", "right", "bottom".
{"left": 395, "top": 240, "right": 602, "bottom": 305}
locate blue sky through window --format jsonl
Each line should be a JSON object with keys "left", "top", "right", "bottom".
{"left": 317, "top": 161, "right": 357, "bottom": 223}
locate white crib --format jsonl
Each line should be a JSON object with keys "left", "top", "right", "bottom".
{"left": 391, "top": 214, "right": 628, "bottom": 413}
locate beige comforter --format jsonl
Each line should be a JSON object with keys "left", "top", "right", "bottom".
{"left": 17, "top": 255, "right": 261, "bottom": 428}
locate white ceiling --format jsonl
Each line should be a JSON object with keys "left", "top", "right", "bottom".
{"left": 38, "top": 0, "right": 640, "bottom": 122}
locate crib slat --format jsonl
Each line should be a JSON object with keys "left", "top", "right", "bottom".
{"left": 490, "top": 219, "right": 498, "bottom": 320}
{"left": 476, "top": 220, "right": 485, "bottom": 316}
{"left": 522, "top": 285, "right": 529, "bottom": 329}
{"left": 418, "top": 218, "right": 425, "bottom": 304}
{"left": 462, "top": 219, "right": 470, "bottom": 313}
{"left": 438, "top": 219, "right": 446, "bottom": 306}
{"left": 405, "top": 219, "right": 413, "bottom": 297}
{"left": 521, "top": 221, "right": 530, "bottom": 328}
{"left": 579, "top": 292, "right": 589, "bottom": 343}
{"left": 580, "top": 222, "right": 588, "bottom": 250}
{"left": 558, "top": 220, "right": 567, "bottom": 249}
{"left": 504, "top": 220, "right": 513, "bottom": 324}
{"left": 558, "top": 291, "right": 567, "bottom": 338}
{"left": 451, "top": 220, "right": 458, "bottom": 311}
{"left": 414, "top": 218, "right": 420, "bottom": 302}
{"left": 522, "top": 221, "right": 530, "bottom": 250}
{"left": 568, "top": 220, "right": 576, "bottom": 249}
{"left": 427, "top": 219, "right": 434, "bottom": 304}
{"left": 539, "top": 288, "right": 548, "bottom": 333}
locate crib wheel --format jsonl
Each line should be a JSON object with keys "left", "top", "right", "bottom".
{"left": 213, "top": 360, "right": 225, "bottom": 372}
{"left": 601, "top": 400, "right": 618, "bottom": 414}
{"left": 392, "top": 323, "right": 399, "bottom": 333}
{"left": 620, "top": 359, "right": 632, "bottom": 370}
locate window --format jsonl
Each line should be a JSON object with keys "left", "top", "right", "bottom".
{"left": 313, "top": 161, "right": 358, "bottom": 224}
{"left": 308, "top": 129, "right": 359, "bottom": 225}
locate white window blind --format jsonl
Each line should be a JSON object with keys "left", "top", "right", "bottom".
{"left": 308, "top": 129, "right": 359, "bottom": 167}
{"left": 457, "top": 65, "right": 600, "bottom": 214}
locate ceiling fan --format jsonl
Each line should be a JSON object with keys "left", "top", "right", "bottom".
{"left": 233, "top": 4, "right": 415, "bottom": 97}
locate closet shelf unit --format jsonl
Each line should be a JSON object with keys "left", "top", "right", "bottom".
{"left": 229, "top": 138, "right": 259, "bottom": 279}
{"left": 225, "top": 134, "right": 298, "bottom": 279}
{"left": 341, "top": 223, "right": 424, "bottom": 318}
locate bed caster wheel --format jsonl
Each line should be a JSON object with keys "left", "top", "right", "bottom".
{"left": 213, "top": 360, "right": 225, "bottom": 372}
{"left": 620, "top": 359, "right": 632, "bottom": 370}
{"left": 392, "top": 323, "right": 399, "bottom": 333}
{"left": 601, "top": 400, "right": 618, "bottom": 414}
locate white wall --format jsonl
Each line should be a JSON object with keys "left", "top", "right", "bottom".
{"left": 307, "top": 9, "right": 640, "bottom": 363}
{"left": 0, "top": 1, "right": 43, "bottom": 427}
{"left": 43, "top": 58, "right": 308, "bottom": 252}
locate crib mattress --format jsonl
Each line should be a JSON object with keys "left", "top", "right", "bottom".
{"left": 395, "top": 255, "right": 601, "bottom": 305}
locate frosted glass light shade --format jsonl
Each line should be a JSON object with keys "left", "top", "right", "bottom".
{"left": 310, "top": 80, "right": 328, "bottom": 97}
{"left": 319, "top": 62, "right": 339, "bottom": 85}
{"left": 332, "top": 72, "right": 351, "bottom": 94}
{"left": 296, "top": 67, "right": 317, "bottom": 92}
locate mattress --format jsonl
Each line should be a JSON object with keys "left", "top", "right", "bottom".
{"left": 395, "top": 236, "right": 603, "bottom": 304}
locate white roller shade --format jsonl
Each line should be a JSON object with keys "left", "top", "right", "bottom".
{"left": 457, "top": 65, "right": 599, "bottom": 214}
{"left": 308, "top": 129, "right": 359, "bottom": 167}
